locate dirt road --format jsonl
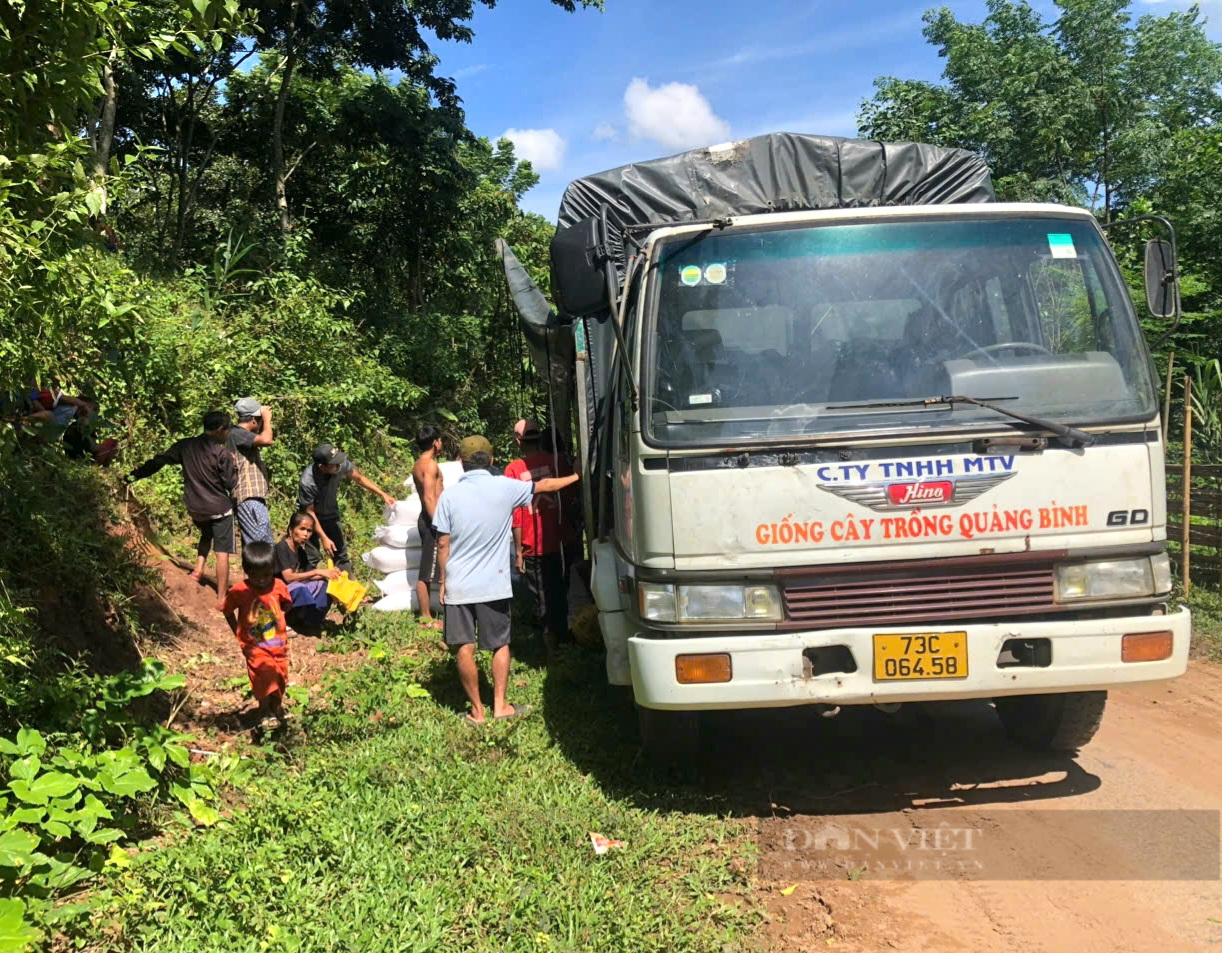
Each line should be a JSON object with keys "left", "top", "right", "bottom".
{"left": 696, "top": 663, "right": 1222, "bottom": 953}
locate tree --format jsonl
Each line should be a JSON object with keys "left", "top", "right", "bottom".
{"left": 0, "top": 0, "right": 243, "bottom": 389}
{"left": 246, "top": 0, "right": 601, "bottom": 234}
{"left": 859, "top": 0, "right": 1222, "bottom": 215}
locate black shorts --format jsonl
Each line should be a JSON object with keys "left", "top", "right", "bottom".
{"left": 417, "top": 512, "right": 440, "bottom": 583}
{"left": 192, "top": 512, "right": 235, "bottom": 555}
{"left": 444, "top": 599, "right": 512, "bottom": 651}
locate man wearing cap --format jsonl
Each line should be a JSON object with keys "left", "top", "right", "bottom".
{"left": 297, "top": 443, "right": 396, "bottom": 572}
{"left": 228, "top": 398, "right": 275, "bottom": 546}
{"left": 433, "top": 435, "right": 580, "bottom": 723}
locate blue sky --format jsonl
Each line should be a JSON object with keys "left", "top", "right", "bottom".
{"left": 431, "top": 0, "right": 1218, "bottom": 219}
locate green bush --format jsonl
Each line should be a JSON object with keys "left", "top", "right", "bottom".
{"left": 0, "top": 658, "right": 245, "bottom": 948}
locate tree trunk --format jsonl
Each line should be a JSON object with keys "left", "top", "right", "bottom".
{"left": 173, "top": 75, "right": 200, "bottom": 255}
{"left": 1099, "top": 103, "right": 1111, "bottom": 224}
{"left": 271, "top": 46, "right": 299, "bottom": 234}
{"left": 88, "top": 52, "right": 119, "bottom": 216}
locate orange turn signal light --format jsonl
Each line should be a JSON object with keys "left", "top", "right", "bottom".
{"left": 1121, "top": 631, "right": 1173, "bottom": 663}
{"left": 675, "top": 653, "right": 732, "bottom": 684}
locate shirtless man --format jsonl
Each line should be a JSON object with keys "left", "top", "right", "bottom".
{"left": 411, "top": 426, "right": 445, "bottom": 629}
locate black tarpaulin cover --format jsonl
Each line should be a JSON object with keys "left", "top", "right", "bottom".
{"left": 555, "top": 133, "right": 995, "bottom": 278}
{"left": 494, "top": 239, "right": 573, "bottom": 441}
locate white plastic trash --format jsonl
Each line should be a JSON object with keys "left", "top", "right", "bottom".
{"left": 362, "top": 546, "right": 416, "bottom": 574}
{"left": 374, "top": 523, "right": 422, "bottom": 549}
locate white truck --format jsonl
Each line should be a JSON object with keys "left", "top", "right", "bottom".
{"left": 500, "top": 134, "right": 1189, "bottom": 760}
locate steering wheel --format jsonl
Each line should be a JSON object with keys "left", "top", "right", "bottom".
{"left": 967, "top": 341, "right": 1054, "bottom": 358}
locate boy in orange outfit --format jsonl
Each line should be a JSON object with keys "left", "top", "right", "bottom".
{"left": 221, "top": 541, "right": 291, "bottom": 729}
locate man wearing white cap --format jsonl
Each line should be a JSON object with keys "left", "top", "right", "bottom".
{"left": 229, "top": 397, "right": 275, "bottom": 546}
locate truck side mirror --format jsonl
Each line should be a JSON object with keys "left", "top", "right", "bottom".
{"left": 551, "top": 216, "right": 611, "bottom": 318}
{"left": 1144, "top": 238, "right": 1177, "bottom": 318}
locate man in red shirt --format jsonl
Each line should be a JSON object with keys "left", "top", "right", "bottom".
{"left": 506, "top": 420, "right": 579, "bottom": 659}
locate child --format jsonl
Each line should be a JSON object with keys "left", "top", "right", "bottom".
{"left": 221, "top": 541, "right": 292, "bottom": 729}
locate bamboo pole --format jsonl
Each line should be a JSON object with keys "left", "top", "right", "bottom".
{"left": 1182, "top": 375, "right": 1193, "bottom": 594}
{"left": 1162, "top": 350, "right": 1176, "bottom": 443}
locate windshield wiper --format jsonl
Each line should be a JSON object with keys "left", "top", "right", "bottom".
{"left": 827, "top": 395, "right": 1096, "bottom": 448}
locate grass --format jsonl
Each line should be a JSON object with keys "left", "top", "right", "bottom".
{"left": 80, "top": 611, "right": 760, "bottom": 953}
{"left": 1186, "top": 587, "right": 1222, "bottom": 661}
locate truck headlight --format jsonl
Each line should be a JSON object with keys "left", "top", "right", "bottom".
{"left": 638, "top": 582, "right": 677, "bottom": 622}
{"left": 1150, "top": 552, "right": 1172, "bottom": 594}
{"left": 1054, "top": 555, "right": 1170, "bottom": 602}
{"left": 679, "top": 585, "right": 783, "bottom": 621}
{"left": 637, "top": 583, "right": 783, "bottom": 622}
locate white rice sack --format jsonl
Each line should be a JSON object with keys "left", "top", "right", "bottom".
{"left": 372, "top": 590, "right": 416, "bottom": 612}
{"left": 361, "top": 546, "right": 415, "bottom": 574}
{"left": 383, "top": 495, "right": 422, "bottom": 527}
{"left": 372, "top": 589, "right": 442, "bottom": 613}
{"left": 374, "top": 523, "right": 421, "bottom": 549}
{"left": 400, "top": 458, "right": 464, "bottom": 491}
{"left": 375, "top": 569, "right": 420, "bottom": 596}
{"left": 438, "top": 459, "right": 465, "bottom": 487}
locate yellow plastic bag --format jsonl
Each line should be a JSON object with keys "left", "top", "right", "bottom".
{"left": 325, "top": 560, "right": 368, "bottom": 613}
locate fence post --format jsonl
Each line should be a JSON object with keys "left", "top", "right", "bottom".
{"left": 1182, "top": 375, "right": 1192, "bottom": 594}
{"left": 1162, "top": 350, "right": 1175, "bottom": 443}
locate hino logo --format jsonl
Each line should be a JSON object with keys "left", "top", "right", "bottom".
{"left": 820, "top": 472, "right": 1016, "bottom": 511}
{"left": 887, "top": 481, "right": 954, "bottom": 506}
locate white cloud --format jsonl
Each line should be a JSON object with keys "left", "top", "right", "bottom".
{"left": 501, "top": 128, "right": 567, "bottom": 171}
{"left": 592, "top": 122, "right": 618, "bottom": 142}
{"left": 623, "top": 77, "right": 731, "bottom": 150}
{"left": 452, "top": 63, "right": 491, "bottom": 80}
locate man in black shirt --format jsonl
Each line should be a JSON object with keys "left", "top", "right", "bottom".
{"left": 297, "top": 443, "right": 396, "bottom": 572}
{"left": 126, "top": 411, "right": 237, "bottom": 606}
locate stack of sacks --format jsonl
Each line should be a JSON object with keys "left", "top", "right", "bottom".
{"left": 364, "top": 493, "right": 437, "bottom": 612}
{"left": 363, "top": 458, "right": 465, "bottom": 613}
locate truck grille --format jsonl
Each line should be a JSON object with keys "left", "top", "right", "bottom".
{"left": 778, "top": 552, "right": 1063, "bottom": 630}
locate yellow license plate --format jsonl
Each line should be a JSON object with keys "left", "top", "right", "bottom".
{"left": 873, "top": 632, "right": 968, "bottom": 681}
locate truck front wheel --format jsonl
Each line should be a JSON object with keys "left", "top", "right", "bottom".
{"left": 636, "top": 705, "right": 701, "bottom": 764}
{"left": 994, "top": 691, "right": 1108, "bottom": 752}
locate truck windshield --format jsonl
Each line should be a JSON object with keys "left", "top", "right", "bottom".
{"left": 644, "top": 216, "right": 1157, "bottom": 447}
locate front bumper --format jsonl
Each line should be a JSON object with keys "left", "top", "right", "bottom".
{"left": 628, "top": 608, "right": 1191, "bottom": 710}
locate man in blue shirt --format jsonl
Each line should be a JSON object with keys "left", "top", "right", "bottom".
{"left": 434, "top": 435, "right": 580, "bottom": 724}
